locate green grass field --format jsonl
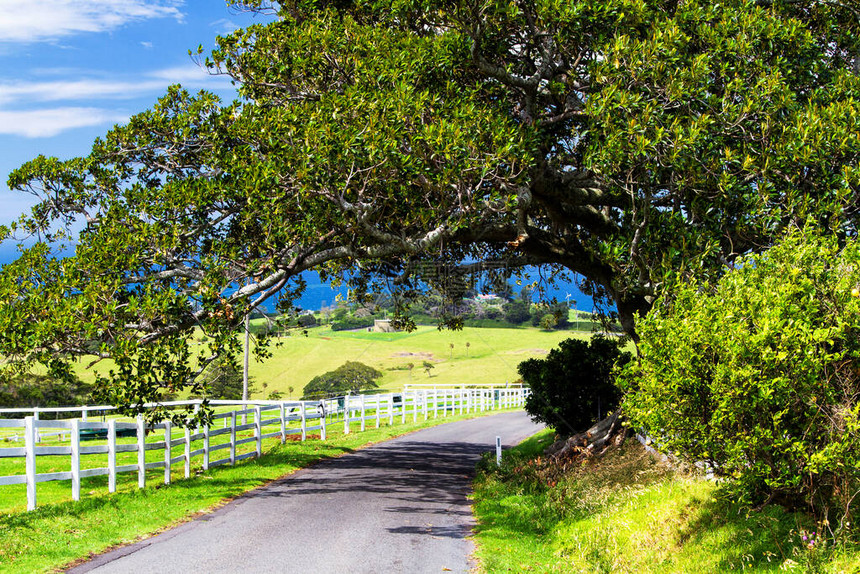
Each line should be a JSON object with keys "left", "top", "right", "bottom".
{"left": 65, "top": 324, "right": 594, "bottom": 399}
{"left": 249, "top": 325, "right": 588, "bottom": 396}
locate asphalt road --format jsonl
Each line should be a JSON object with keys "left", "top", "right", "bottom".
{"left": 68, "top": 410, "right": 544, "bottom": 574}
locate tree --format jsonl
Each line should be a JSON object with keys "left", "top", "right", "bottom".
{"left": 301, "top": 361, "right": 381, "bottom": 399}
{"left": 539, "top": 313, "right": 557, "bottom": 331}
{"left": 0, "top": 0, "right": 858, "bottom": 421}
{"left": 531, "top": 302, "right": 569, "bottom": 329}
{"left": 620, "top": 229, "right": 860, "bottom": 523}
{"left": 195, "top": 360, "right": 257, "bottom": 401}
{"left": 296, "top": 313, "right": 317, "bottom": 328}
{"left": 503, "top": 300, "right": 530, "bottom": 325}
{"left": 0, "top": 372, "right": 91, "bottom": 415}
{"left": 520, "top": 336, "right": 631, "bottom": 434}
{"left": 422, "top": 361, "right": 435, "bottom": 377}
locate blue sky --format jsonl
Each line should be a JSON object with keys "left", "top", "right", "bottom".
{"left": 0, "top": 1, "right": 273, "bottom": 229}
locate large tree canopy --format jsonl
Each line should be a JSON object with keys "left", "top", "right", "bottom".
{"left": 1, "top": 0, "right": 858, "bottom": 421}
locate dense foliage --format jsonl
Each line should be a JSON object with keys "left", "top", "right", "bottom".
{"left": 0, "top": 373, "right": 91, "bottom": 416}
{"left": 301, "top": 361, "right": 381, "bottom": 399}
{"left": 620, "top": 230, "right": 860, "bottom": 525}
{"left": 520, "top": 335, "right": 631, "bottom": 434}
{"left": 0, "top": 0, "right": 857, "bottom": 419}
{"left": 330, "top": 315, "right": 376, "bottom": 331}
{"left": 193, "top": 361, "right": 257, "bottom": 401}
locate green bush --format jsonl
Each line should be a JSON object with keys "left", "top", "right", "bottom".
{"left": 0, "top": 373, "right": 91, "bottom": 417}
{"left": 620, "top": 229, "right": 860, "bottom": 525}
{"left": 330, "top": 315, "right": 375, "bottom": 331}
{"left": 519, "top": 335, "right": 631, "bottom": 435}
{"left": 296, "top": 313, "right": 318, "bottom": 328}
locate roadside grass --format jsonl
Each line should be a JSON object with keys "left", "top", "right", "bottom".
{"left": 472, "top": 432, "right": 860, "bottom": 573}
{"left": 0, "top": 407, "right": 511, "bottom": 574}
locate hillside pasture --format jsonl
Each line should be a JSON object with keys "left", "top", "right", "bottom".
{"left": 247, "top": 325, "right": 588, "bottom": 398}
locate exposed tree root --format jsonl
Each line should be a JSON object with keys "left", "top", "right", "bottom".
{"left": 544, "top": 410, "right": 629, "bottom": 468}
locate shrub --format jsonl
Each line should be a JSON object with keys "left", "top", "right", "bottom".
{"left": 0, "top": 373, "right": 91, "bottom": 417}
{"left": 519, "top": 335, "right": 631, "bottom": 435}
{"left": 330, "top": 315, "right": 375, "bottom": 331}
{"left": 296, "top": 313, "right": 317, "bottom": 328}
{"left": 620, "top": 229, "right": 860, "bottom": 524}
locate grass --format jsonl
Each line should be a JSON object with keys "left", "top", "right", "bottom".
{"left": 471, "top": 432, "right": 860, "bottom": 573}
{"left": 0, "top": 406, "right": 514, "bottom": 573}
{"left": 67, "top": 325, "right": 592, "bottom": 399}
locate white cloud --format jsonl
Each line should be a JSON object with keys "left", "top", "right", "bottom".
{"left": 0, "top": 64, "right": 232, "bottom": 106}
{"left": 0, "top": 0, "right": 184, "bottom": 44}
{"left": 141, "top": 41, "right": 154, "bottom": 49}
{"left": 146, "top": 63, "right": 231, "bottom": 87}
{"left": 210, "top": 18, "right": 239, "bottom": 36}
{"left": 0, "top": 108, "right": 128, "bottom": 138}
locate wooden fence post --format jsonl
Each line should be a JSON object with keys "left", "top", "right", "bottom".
{"left": 344, "top": 396, "right": 351, "bottom": 435}
{"left": 164, "top": 420, "right": 172, "bottom": 485}
{"left": 280, "top": 402, "right": 287, "bottom": 444}
{"left": 300, "top": 402, "right": 307, "bottom": 441}
{"left": 230, "top": 411, "right": 236, "bottom": 465}
{"left": 24, "top": 416, "right": 37, "bottom": 511}
{"left": 184, "top": 427, "right": 191, "bottom": 479}
{"left": 71, "top": 419, "right": 81, "bottom": 501}
{"left": 375, "top": 395, "right": 381, "bottom": 429}
{"left": 320, "top": 402, "right": 327, "bottom": 441}
{"left": 360, "top": 394, "right": 366, "bottom": 432}
{"left": 255, "top": 406, "right": 262, "bottom": 459}
{"left": 33, "top": 409, "right": 41, "bottom": 443}
{"left": 203, "top": 421, "right": 210, "bottom": 471}
{"left": 137, "top": 415, "right": 146, "bottom": 489}
{"left": 108, "top": 419, "right": 117, "bottom": 493}
{"left": 388, "top": 394, "right": 394, "bottom": 426}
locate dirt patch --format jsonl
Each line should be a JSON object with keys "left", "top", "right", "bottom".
{"left": 284, "top": 434, "right": 321, "bottom": 442}
{"left": 507, "top": 348, "right": 549, "bottom": 355}
{"left": 391, "top": 351, "right": 435, "bottom": 359}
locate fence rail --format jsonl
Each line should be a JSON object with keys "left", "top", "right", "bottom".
{"left": 0, "top": 387, "right": 530, "bottom": 511}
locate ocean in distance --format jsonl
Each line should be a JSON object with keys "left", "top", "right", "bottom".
{"left": 0, "top": 241, "right": 596, "bottom": 313}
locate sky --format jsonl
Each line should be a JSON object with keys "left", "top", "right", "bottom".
{"left": 0, "top": 1, "right": 596, "bottom": 312}
{"left": 0, "top": 0, "right": 273, "bottom": 230}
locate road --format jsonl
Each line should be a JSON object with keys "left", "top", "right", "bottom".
{"left": 68, "top": 410, "right": 543, "bottom": 574}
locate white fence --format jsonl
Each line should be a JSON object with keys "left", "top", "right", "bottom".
{"left": 0, "top": 387, "right": 530, "bottom": 511}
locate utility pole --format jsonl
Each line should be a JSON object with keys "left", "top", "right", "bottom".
{"left": 243, "top": 312, "right": 250, "bottom": 425}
